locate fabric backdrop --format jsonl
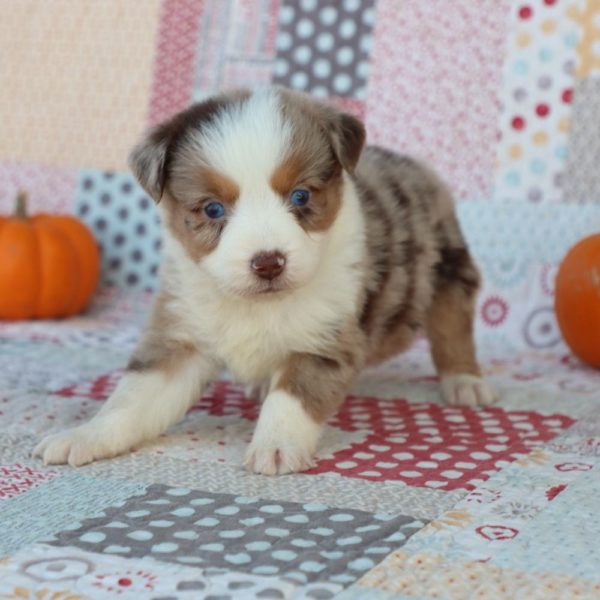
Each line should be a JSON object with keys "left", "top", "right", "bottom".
{"left": 2, "top": 2, "right": 600, "bottom": 598}
{"left": 2, "top": 0, "right": 600, "bottom": 353}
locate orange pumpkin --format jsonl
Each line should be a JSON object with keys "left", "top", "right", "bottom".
{"left": 0, "top": 191, "right": 100, "bottom": 320}
{"left": 555, "top": 234, "right": 600, "bottom": 368}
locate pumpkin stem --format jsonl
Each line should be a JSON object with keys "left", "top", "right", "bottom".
{"left": 15, "top": 190, "right": 28, "bottom": 219}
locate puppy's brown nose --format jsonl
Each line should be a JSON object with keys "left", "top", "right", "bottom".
{"left": 251, "top": 251, "right": 286, "bottom": 280}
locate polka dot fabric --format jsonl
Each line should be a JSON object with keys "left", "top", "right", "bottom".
{"left": 273, "top": 0, "right": 375, "bottom": 99}
{"left": 45, "top": 370, "right": 574, "bottom": 492}
{"left": 313, "top": 397, "right": 573, "bottom": 491}
{"left": 492, "top": 0, "right": 582, "bottom": 203}
{"left": 563, "top": 78, "right": 600, "bottom": 203}
{"left": 75, "top": 170, "right": 162, "bottom": 290}
{"left": 50, "top": 485, "right": 424, "bottom": 587}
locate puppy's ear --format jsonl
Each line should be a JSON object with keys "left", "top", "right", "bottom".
{"left": 327, "top": 111, "right": 366, "bottom": 174}
{"left": 129, "top": 91, "right": 250, "bottom": 202}
{"left": 128, "top": 125, "right": 171, "bottom": 202}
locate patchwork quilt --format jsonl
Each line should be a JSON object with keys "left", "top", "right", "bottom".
{"left": 1, "top": 289, "right": 600, "bottom": 599}
{"left": 2, "top": 0, "right": 600, "bottom": 598}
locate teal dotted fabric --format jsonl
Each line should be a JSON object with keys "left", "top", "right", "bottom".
{"left": 457, "top": 201, "right": 600, "bottom": 262}
{"left": 75, "top": 170, "right": 162, "bottom": 290}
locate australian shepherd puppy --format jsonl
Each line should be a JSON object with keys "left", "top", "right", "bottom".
{"left": 35, "top": 87, "right": 495, "bottom": 475}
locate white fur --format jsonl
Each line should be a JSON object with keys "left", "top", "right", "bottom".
{"left": 168, "top": 89, "right": 366, "bottom": 382}
{"left": 244, "top": 388, "right": 323, "bottom": 475}
{"left": 203, "top": 191, "right": 325, "bottom": 297}
{"left": 160, "top": 170, "right": 365, "bottom": 383}
{"left": 34, "top": 356, "right": 217, "bottom": 466}
{"left": 182, "top": 89, "right": 293, "bottom": 187}
{"left": 440, "top": 373, "right": 497, "bottom": 407}
{"left": 178, "top": 90, "right": 339, "bottom": 298}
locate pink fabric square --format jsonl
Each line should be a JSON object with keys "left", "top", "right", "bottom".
{"left": 365, "top": 0, "right": 510, "bottom": 200}
{"left": 147, "top": 0, "right": 206, "bottom": 125}
{"left": 0, "top": 163, "right": 77, "bottom": 214}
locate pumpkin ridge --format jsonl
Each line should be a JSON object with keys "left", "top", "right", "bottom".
{"left": 33, "top": 220, "right": 78, "bottom": 318}
{"left": 0, "top": 219, "right": 40, "bottom": 319}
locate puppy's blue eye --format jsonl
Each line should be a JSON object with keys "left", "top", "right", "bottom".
{"left": 204, "top": 201, "right": 225, "bottom": 219}
{"left": 290, "top": 189, "right": 310, "bottom": 207}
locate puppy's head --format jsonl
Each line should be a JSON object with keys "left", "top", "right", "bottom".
{"left": 129, "top": 87, "right": 365, "bottom": 297}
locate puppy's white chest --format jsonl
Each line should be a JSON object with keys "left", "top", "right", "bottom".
{"left": 201, "top": 298, "right": 332, "bottom": 383}
{"left": 167, "top": 268, "right": 346, "bottom": 383}
{"left": 214, "top": 320, "right": 287, "bottom": 382}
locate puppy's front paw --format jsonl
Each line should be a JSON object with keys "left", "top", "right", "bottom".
{"left": 244, "top": 442, "right": 315, "bottom": 476}
{"left": 244, "top": 390, "right": 322, "bottom": 476}
{"left": 441, "top": 374, "right": 497, "bottom": 407}
{"left": 33, "top": 421, "right": 132, "bottom": 467}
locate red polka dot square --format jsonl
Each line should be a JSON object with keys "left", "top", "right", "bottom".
{"left": 308, "top": 396, "right": 574, "bottom": 490}
{"left": 50, "top": 375, "right": 573, "bottom": 491}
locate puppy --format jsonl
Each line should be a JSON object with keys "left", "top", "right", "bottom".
{"left": 34, "top": 87, "right": 495, "bottom": 475}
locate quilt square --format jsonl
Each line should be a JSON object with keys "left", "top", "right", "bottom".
{"left": 563, "top": 78, "right": 600, "bottom": 204}
{"left": 49, "top": 485, "right": 425, "bottom": 587}
{"left": 272, "top": 0, "right": 375, "bottom": 99}
{"left": 0, "top": 464, "right": 59, "bottom": 501}
{"left": 75, "top": 170, "right": 162, "bottom": 290}
{"left": 48, "top": 377, "right": 573, "bottom": 491}
{"left": 310, "top": 398, "right": 574, "bottom": 490}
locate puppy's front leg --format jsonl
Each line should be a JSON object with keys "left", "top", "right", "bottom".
{"left": 245, "top": 351, "right": 358, "bottom": 476}
{"left": 34, "top": 349, "right": 217, "bottom": 466}
{"left": 34, "top": 308, "right": 219, "bottom": 467}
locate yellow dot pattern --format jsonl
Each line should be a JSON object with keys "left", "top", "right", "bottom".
{"left": 569, "top": 0, "right": 600, "bottom": 76}
{"left": 532, "top": 131, "right": 549, "bottom": 146}
{"left": 359, "top": 550, "right": 600, "bottom": 599}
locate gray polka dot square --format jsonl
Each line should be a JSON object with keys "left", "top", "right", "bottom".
{"left": 75, "top": 169, "right": 162, "bottom": 290}
{"left": 49, "top": 484, "right": 425, "bottom": 587}
{"left": 273, "top": 0, "right": 375, "bottom": 99}
{"left": 563, "top": 78, "right": 600, "bottom": 204}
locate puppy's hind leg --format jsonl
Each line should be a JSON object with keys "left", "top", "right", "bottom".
{"left": 426, "top": 246, "right": 496, "bottom": 407}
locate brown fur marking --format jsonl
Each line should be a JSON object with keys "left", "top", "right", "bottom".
{"left": 277, "top": 353, "right": 355, "bottom": 423}
{"left": 129, "top": 90, "right": 250, "bottom": 201}
{"left": 276, "top": 325, "right": 365, "bottom": 423}
{"left": 353, "top": 145, "right": 482, "bottom": 377}
{"left": 270, "top": 155, "right": 343, "bottom": 233}
{"left": 425, "top": 283, "right": 481, "bottom": 377}
{"left": 278, "top": 87, "right": 366, "bottom": 174}
{"left": 162, "top": 193, "right": 224, "bottom": 261}
{"left": 126, "top": 292, "right": 200, "bottom": 375}
{"left": 356, "top": 180, "right": 394, "bottom": 332}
